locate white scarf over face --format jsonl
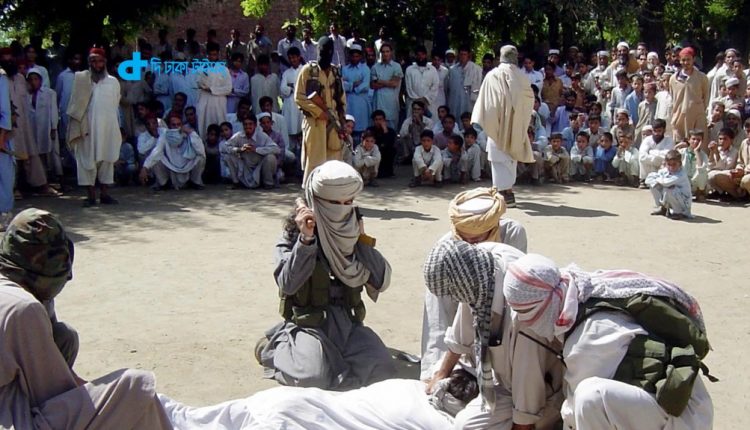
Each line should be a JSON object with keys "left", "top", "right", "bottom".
{"left": 305, "top": 160, "right": 370, "bottom": 288}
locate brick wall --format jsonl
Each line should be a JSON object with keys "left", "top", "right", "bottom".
{"left": 142, "top": 0, "right": 300, "bottom": 49}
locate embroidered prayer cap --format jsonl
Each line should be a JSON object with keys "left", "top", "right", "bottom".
{"left": 725, "top": 77, "right": 740, "bottom": 88}
{"left": 88, "top": 47, "right": 106, "bottom": 58}
{"left": 307, "top": 160, "right": 363, "bottom": 202}
{"left": 0, "top": 208, "right": 74, "bottom": 302}
{"left": 503, "top": 253, "right": 563, "bottom": 340}
{"left": 499, "top": 45, "right": 518, "bottom": 65}
{"left": 423, "top": 239, "right": 496, "bottom": 411}
{"left": 449, "top": 187, "right": 506, "bottom": 242}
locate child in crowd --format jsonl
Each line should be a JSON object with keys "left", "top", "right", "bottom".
{"left": 612, "top": 129, "right": 640, "bottom": 186}
{"left": 462, "top": 128, "right": 483, "bottom": 182}
{"left": 353, "top": 130, "right": 381, "bottom": 187}
{"left": 115, "top": 128, "right": 138, "bottom": 186}
{"left": 544, "top": 132, "right": 570, "bottom": 183}
{"left": 219, "top": 122, "right": 234, "bottom": 182}
{"left": 442, "top": 134, "right": 468, "bottom": 184}
{"left": 594, "top": 130, "right": 617, "bottom": 181}
{"left": 410, "top": 129, "right": 443, "bottom": 187}
{"left": 342, "top": 115, "right": 356, "bottom": 166}
{"left": 707, "top": 127, "right": 740, "bottom": 199}
{"left": 570, "top": 131, "right": 594, "bottom": 181}
{"left": 707, "top": 101, "right": 725, "bottom": 144}
{"left": 584, "top": 114, "right": 604, "bottom": 150}
{"left": 434, "top": 114, "right": 457, "bottom": 150}
{"left": 561, "top": 112, "right": 584, "bottom": 151}
{"left": 646, "top": 149, "right": 692, "bottom": 220}
{"left": 203, "top": 124, "right": 222, "bottom": 184}
{"left": 674, "top": 129, "right": 709, "bottom": 202}
{"left": 609, "top": 108, "right": 630, "bottom": 147}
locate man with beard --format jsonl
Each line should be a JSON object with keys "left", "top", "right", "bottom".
{"left": 590, "top": 51, "right": 611, "bottom": 92}
{"left": 342, "top": 44, "right": 371, "bottom": 144}
{"left": 54, "top": 50, "right": 81, "bottom": 153}
{"left": 66, "top": 47, "right": 121, "bottom": 207}
{"left": 606, "top": 42, "right": 638, "bottom": 86}
{"left": 405, "top": 45, "right": 440, "bottom": 118}
{"left": 669, "top": 47, "right": 709, "bottom": 142}
{"left": 295, "top": 36, "right": 347, "bottom": 185}
{"left": 196, "top": 42, "right": 232, "bottom": 140}
{"left": 1, "top": 48, "right": 60, "bottom": 198}
{"left": 472, "top": 45, "right": 535, "bottom": 207}
{"left": 446, "top": 45, "right": 482, "bottom": 122}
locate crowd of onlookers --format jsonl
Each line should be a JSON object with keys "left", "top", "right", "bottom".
{"left": 1, "top": 20, "right": 749, "bottom": 229}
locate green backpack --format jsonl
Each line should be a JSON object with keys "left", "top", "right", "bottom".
{"left": 573, "top": 293, "right": 717, "bottom": 416}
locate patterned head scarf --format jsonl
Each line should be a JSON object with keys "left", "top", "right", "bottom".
{"left": 0, "top": 208, "right": 74, "bottom": 302}
{"left": 424, "top": 239, "right": 496, "bottom": 412}
{"left": 305, "top": 160, "right": 370, "bottom": 288}
{"left": 503, "top": 254, "right": 706, "bottom": 341}
{"left": 449, "top": 187, "right": 506, "bottom": 243}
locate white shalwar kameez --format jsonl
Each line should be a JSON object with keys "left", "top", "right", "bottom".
{"left": 143, "top": 131, "right": 206, "bottom": 189}
{"left": 196, "top": 66, "right": 232, "bottom": 139}
{"left": 487, "top": 138, "right": 517, "bottom": 190}
{"left": 561, "top": 311, "right": 713, "bottom": 430}
{"left": 280, "top": 65, "right": 303, "bottom": 136}
{"left": 639, "top": 135, "right": 675, "bottom": 180}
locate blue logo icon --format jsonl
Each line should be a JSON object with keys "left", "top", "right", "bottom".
{"left": 117, "top": 52, "right": 227, "bottom": 81}
{"left": 117, "top": 52, "right": 149, "bottom": 81}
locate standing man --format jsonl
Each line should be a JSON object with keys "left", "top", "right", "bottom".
{"left": 247, "top": 24, "right": 273, "bottom": 75}
{"left": 295, "top": 37, "right": 347, "bottom": 184}
{"left": 343, "top": 44, "right": 371, "bottom": 144}
{"left": 225, "top": 29, "right": 247, "bottom": 61}
{"left": 280, "top": 47, "right": 304, "bottom": 157}
{"left": 277, "top": 24, "right": 303, "bottom": 75}
{"left": 66, "top": 47, "right": 120, "bottom": 207}
{"left": 370, "top": 43, "right": 403, "bottom": 131}
{"left": 446, "top": 45, "right": 482, "bottom": 121}
{"left": 0, "top": 63, "right": 12, "bottom": 229}
{"left": 522, "top": 55, "right": 543, "bottom": 89}
{"left": 669, "top": 47, "right": 709, "bottom": 142}
{"left": 250, "top": 55, "right": 280, "bottom": 114}
{"left": 472, "top": 45, "right": 535, "bottom": 207}
{"left": 196, "top": 43, "right": 232, "bottom": 139}
{"left": 227, "top": 52, "right": 250, "bottom": 114}
{"left": 328, "top": 24, "right": 347, "bottom": 67}
{"left": 300, "top": 26, "right": 318, "bottom": 64}
{"left": 405, "top": 45, "right": 440, "bottom": 117}
{"left": 431, "top": 50, "right": 449, "bottom": 110}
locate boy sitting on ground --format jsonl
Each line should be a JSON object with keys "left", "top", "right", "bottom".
{"left": 646, "top": 149, "right": 692, "bottom": 220}
{"left": 544, "top": 132, "right": 570, "bottom": 183}
{"left": 612, "top": 129, "right": 640, "bottom": 186}
{"left": 594, "top": 130, "right": 617, "bottom": 181}
{"left": 442, "top": 135, "right": 468, "bottom": 184}
{"left": 353, "top": 130, "right": 382, "bottom": 187}
{"left": 462, "top": 128, "right": 483, "bottom": 182}
{"left": 410, "top": 129, "right": 443, "bottom": 187}
{"left": 570, "top": 131, "right": 594, "bottom": 182}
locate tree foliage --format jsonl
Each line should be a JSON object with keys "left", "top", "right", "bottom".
{"left": 0, "top": 0, "right": 195, "bottom": 50}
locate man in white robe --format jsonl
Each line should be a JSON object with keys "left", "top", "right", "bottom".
{"left": 472, "top": 45, "right": 535, "bottom": 208}
{"left": 431, "top": 52, "right": 449, "bottom": 110}
{"left": 405, "top": 46, "right": 440, "bottom": 117}
{"left": 223, "top": 115, "right": 279, "bottom": 189}
{"left": 196, "top": 43, "right": 232, "bottom": 139}
{"left": 280, "top": 47, "right": 303, "bottom": 154}
{"left": 446, "top": 46, "right": 482, "bottom": 120}
{"left": 27, "top": 68, "right": 61, "bottom": 179}
{"left": 66, "top": 48, "right": 120, "bottom": 206}
{"left": 638, "top": 119, "right": 674, "bottom": 184}
{"left": 54, "top": 52, "right": 80, "bottom": 151}
{"left": 251, "top": 55, "right": 281, "bottom": 113}
{"left": 140, "top": 114, "right": 206, "bottom": 190}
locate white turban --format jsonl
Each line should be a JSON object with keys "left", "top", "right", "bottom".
{"left": 617, "top": 41, "right": 630, "bottom": 50}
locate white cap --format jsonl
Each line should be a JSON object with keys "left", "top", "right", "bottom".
{"left": 615, "top": 108, "right": 629, "bottom": 117}
{"left": 256, "top": 112, "right": 272, "bottom": 121}
{"left": 456, "top": 197, "right": 495, "bottom": 214}
{"left": 647, "top": 51, "right": 659, "bottom": 60}
{"left": 548, "top": 49, "right": 560, "bottom": 56}
{"left": 725, "top": 77, "right": 740, "bottom": 88}
{"left": 617, "top": 41, "right": 630, "bottom": 50}
{"left": 642, "top": 125, "right": 653, "bottom": 133}
{"left": 597, "top": 50, "right": 609, "bottom": 57}
{"left": 345, "top": 114, "right": 356, "bottom": 123}
{"left": 445, "top": 49, "right": 456, "bottom": 56}
{"left": 726, "top": 108, "right": 742, "bottom": 118}
{"left": 349, "top": 44, "right": 363, "bottom": 53}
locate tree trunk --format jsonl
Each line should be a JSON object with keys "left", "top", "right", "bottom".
{"left": 546, "top": 1, "right": 560, "bottom": 49}
{"left": 637, "top": 0, "right": 666, "bottom": 51}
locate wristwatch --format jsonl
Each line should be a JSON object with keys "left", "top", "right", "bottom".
{"left": 300, "top": 233, "right": 316, "bottom": 244}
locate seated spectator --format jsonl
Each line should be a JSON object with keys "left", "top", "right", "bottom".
{"left": 139, "top": 114, "right": 206, "bottom": 191}
{"left": 638, "top": 119, "right": 674, "bottom": 187}
{"left": 609, "top": 108, "right": 631, "bottom": 147}
{"left": 258, "top": 112, "right": 295, "bottom": 182}
{"left": 218, "top": 122, "right": 234, "bottom": 181}
{"left": 462, "top": 128, "right": 483, "bottom": 182}
{"left": 368, "top": 110, "right": 397, "bottom": 178}
{"left": 342, "top": 115, "right": 355, "bottom": 165}
{"left": 613, "top": 129, "right": 640, "bottom": 186}
{"left": 442, "top": 134, "right": 468, "bottom": 184}
{"left": 0, "top": 209, "right": 173, "bottom": 429}
{"left": 706, "top": 101, "right": 724, "bottom": 143}
{"left": 431, "top": 105, "right": 450, "bottom": 134}
{"left": 185, "top": 106, "right": 199, "bottom": 131}
{"left": 724, "top": 108, "right": 746, "bottom": 149}
{"left": 570, "top": 131, "right": 594, "bottom": 181}
{"left": 544, "top": 132, "right": 570, "bottom": 183}
{"left": 259, "top": 96, "right": 289, "bottom": 151}
{"left": 222, "top": 115, "right": 279, "bottom": 190}
{"left": 641, "top": 124, "right": 653, "bottom": 142}
{"left": 551, "top": 90, "right": 576, "bottom": 133}
{"left": 434, "top": 113, "right": 458, "bottom": 150}
{"left": 137, "top": 114, "right": 163, "bottom": 162}
{"left": 410, "top": 130, "right": 443, "bottom": 187}
{"left": 674, "top": 129, "right": 709, "bottom": 202}
{"left": 203, "top": 124, "right": 222, "bottom": 184}
{"left": 584, "top": 114, "right": 604, "bottom": 150}
{"left": 517, "top": 121, "right": 546, "bottom": 186}
{"left": 594, "top": 131, "right": 617, "bottom": 181}
{"left": 227, "top": 98, "right": 252, "bottom": 132}
{"left": 707, "top": 127, "right": 741, "bottom": 199}
{"left": 646, "top": 149, "right": 692, "bottom": 219}
{"left": 399, "top": 101, "right": 434, "bottom": 163}
{"left": 353, "top": 130, "right": 381, "bottom": 187}
{"left": 561, "top": 111, "right": 584, "bottom": 151}
{"left": 115, "top": 128, "right": 138, "bottom": 186}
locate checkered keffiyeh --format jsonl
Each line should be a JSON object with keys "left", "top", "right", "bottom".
{"left": 424, "top": 239, "right": 496, "bottom": 412}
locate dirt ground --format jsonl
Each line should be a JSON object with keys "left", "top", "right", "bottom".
{"left": 13, "top": 170, "right": 748, "bottom": 429}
